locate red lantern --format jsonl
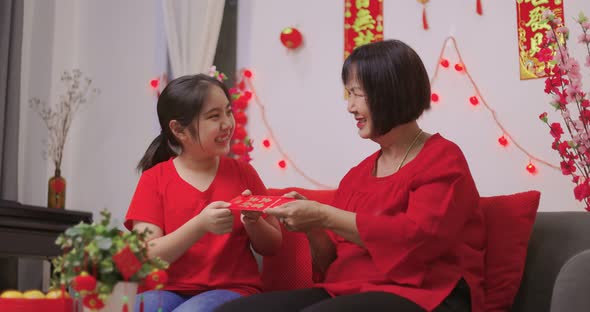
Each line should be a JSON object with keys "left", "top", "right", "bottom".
{"left": 234, "top": 111, "right": 248, "bottom": 125}
{"left": 233, "top": 126, "right": 247, "bottom": 141}
{"left": 262, "top": 139, "right": 271, "bottom": 148}
{"left": 143, "top": 269, "right": 168, "bottom": 290}
{"left": 278, "top": 160, "right": 287, "bottom": 169}
{"left": 232, "top": 142, "right": 247, "bottom": 155}
{"left": 498, "top": 136, "right": 508, "bottom": 146}
{"left": 280, "top": 27, "right": 303, "bottom": 49}
{"left": 233, "top": 96, "right": 249, "bottom": 110}
{"left": 83, "top": 293, "right": 105, "bottom": 310}
{"left": 72, "top": 271, "right": 97, "bottom": 293}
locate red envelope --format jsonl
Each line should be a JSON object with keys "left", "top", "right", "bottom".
{"left": 228, "top": 195, "right": 295, "bottom": 211}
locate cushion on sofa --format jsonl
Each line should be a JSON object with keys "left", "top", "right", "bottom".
{"left": 481, "top": 191, "right": 541, "bottom": 312}
{"left": 261, "top": 188, "right": 336, "bottom": 291}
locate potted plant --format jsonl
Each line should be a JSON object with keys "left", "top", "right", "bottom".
{"left": 51, "top": 210, "right": 168, "bottom": 311}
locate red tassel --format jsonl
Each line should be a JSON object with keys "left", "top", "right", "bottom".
{"left": 476, "top": 0, "right": 483, "bottom": 15}
{"left": 422, "top": 6, "right": 429, "bottom": 30}
{"left": 139, "top": 295, "right": 144, "bottom": 312}
{"left": 122, "top": 303, "right": 129, "bottom": 312}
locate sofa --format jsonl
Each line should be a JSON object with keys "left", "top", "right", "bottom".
{"left": 264, "top": 188, "right": 590, "bottom": 312}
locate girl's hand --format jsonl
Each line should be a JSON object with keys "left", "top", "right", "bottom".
{"left": 241, "top": 211, "right": 262, "bottom": 224}
{"left": 238, "top": 189, "right": 261, "bottom": 224}
{"left": 282, "top": 191, "right": 307, "bottom": 200}
{"left": 198, "top": 201, "right": 233, "bottom": 234}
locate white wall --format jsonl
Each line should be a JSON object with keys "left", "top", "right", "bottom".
{"left": 238, "top": 0, "right": 589, "bottom": 211}
{"left": 19, "top": 0, "right": 166, "bottom": 225}
{"left": 17, "top": 0, "right": 590, "bottom": 224}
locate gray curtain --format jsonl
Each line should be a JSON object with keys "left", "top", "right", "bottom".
{"left": 0, "top": 0, "right": 23, "bottom": 201}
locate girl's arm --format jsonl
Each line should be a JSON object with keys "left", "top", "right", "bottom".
{"left": 134, "top": 201, "right": 233, "bottom": 263}
{"left": 242, "top": 213, "right": 282, "bottom": 256}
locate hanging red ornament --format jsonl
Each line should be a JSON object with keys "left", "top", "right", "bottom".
{"left": 238, "top": 80, "right": 246, "bottom": 90}
{"left": 233, "top": 126, "right": 247, "bottom": 140}
{"left": 112, "top": 246, "right": 142, "bottom": 281}
{"left": 243, "top": 69, "right": 253, "bottom": 78}
{"left": 234, "top": 111, "right": 248, "bottom": 125}
{"left": 476, "top": 0, "right": 483, "bottom": 15}
{"left": 498, "top": 136, "right": 508, "bottom": 146}
{"left": 526, "top": 162, "right": 537, "bottom": 174}
{"left": 83, "top": 293, "right": 105, "bottom": 310}
{"left": 440, "top": 59, "right": 449, "bottom": 68}
{"left": 469, "top": 96, "right": 479, "bottom": 106}
{"left": 417, "top": 0, "right": 430, "bottom": 30}
{"left": 72, "top": 271, "right": 97, "bottom": 293}
{"left": 278, "top": 160, "right": 287, "bottom": 169}
{"left": 232, "top": 142, "right": 247, "bottom": 155}
{"left": 431, "top": 93, "right": 439, "bottom": 102}
{"left": 280, "top": 27, "right": 303, "bottom": 49}
{"left": 143, "top": 269, "right": 169, "bottom": 290}
{"left": 262, "top": 139, "right": 271, "bottom": 148}
{"left": 233, "top": 98, "right": 247, "bottom": 110}
{"left": 454, "top": 63, "right": 464, "bottom": 72}
{"left": 149, "top": 79, "right": 159, "bottom": 89}
{"left": 243, "top": 91, "right": 253, "bottom": 100}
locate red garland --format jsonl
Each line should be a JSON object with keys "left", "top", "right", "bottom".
{"left": 228, "top": 71, "right": 254, "bottom": 162}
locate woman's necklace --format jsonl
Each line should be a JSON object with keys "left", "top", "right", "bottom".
{"left": 395, "top": 129, "right": 424, "bottom": 172}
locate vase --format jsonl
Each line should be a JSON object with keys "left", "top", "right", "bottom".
{"left": 48, "top": 168, "right": 66, "bottom": 209}
{"left": 81, "top": 282, "right": 138, "bottom": 312}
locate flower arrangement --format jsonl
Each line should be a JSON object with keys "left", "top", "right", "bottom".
{"left": 29, "top": 69, "right": 100, "bottom": 172}
{"left": 51, "top": 210, "right": 168, "bottom": 310}
{"left": 537, "top": 11, "right": 590, "bottom": 210}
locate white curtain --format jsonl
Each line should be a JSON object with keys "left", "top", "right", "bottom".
{"left": 162, "top": 0, "right": 225, "bottom": 78}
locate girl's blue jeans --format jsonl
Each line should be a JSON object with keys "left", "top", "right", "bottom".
{"left": 135, "top": 289, "right": 242, "bottom": 312}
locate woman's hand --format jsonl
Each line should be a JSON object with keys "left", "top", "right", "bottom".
{"left": 264, "top": 200, "right": 326, "bottom": 232}
{"left": 282, "top": 191, "right": 307, "bottom": 200}
{"left": 198, "top": 201, "right": 233, "bottom": 234}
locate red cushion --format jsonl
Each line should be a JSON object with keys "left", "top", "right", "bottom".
{"left": 261, "top": 188, "right": 336, "bottom": 291}
{"left": 481, "top": 191, "right": 540, "bottom": 312}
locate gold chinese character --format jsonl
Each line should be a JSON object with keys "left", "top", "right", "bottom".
{"left": 260, "top": 198, "right": 272, "bottom": 203}
{"left": 353, "top": 9, "right": 376, "bottom": 33}
{"left": 356, "top": 0, "right": 370, "bottom": 9}
{"left": 529, "top": 32, "right": 544, "bottom": 56}
{"left": 523, "top": 0, "right": 549, "bottom": 6}
{"left": 354, "top": 30, "right": 375, "bottom": 48}
{"left": 525, "top": 6, "right": 551, "bottom": 32}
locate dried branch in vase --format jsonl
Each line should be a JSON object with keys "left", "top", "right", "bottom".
{"left": 29, "top": 69, "right": 100, "bottom": 170}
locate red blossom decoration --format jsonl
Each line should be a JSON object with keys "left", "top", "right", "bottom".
{"left": 538, "top": 10, "right": 590, "bottom": 209}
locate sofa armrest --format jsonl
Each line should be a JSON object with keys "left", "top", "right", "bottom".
{"left": 550, "top": 249, "right": 590, "bottom": 312}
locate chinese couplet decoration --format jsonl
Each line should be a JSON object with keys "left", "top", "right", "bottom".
{"left": 516, "top": 0, "right": 564, "bottom": 80}
{"left": 344, "top": 0, "right": 384, "bottom": 60}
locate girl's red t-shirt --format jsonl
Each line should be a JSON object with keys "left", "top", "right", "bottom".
{"left": 125, "top": 157, "right": 267, "bottom": 296}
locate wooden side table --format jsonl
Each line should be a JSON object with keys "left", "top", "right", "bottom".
{"left": 0, "top": 200, "right": 92, "bottom": 291}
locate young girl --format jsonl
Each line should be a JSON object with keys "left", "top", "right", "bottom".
{"left": 125, "top": 74, "right": 282, "bottom": 312}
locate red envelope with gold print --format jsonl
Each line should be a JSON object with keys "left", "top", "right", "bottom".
{"left": 228, "top": 195, "right": 295, "bottom": 211}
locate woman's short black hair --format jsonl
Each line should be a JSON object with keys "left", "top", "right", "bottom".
{"left": 342, "top": 39, "right": 431, "bottom": 136}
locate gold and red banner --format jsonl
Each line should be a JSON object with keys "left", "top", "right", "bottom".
{"left": 344, "top": 0, "right": 384, "bottom": 60}
{"left": 516, "top": 0, "right": 564, "bottom": 80}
